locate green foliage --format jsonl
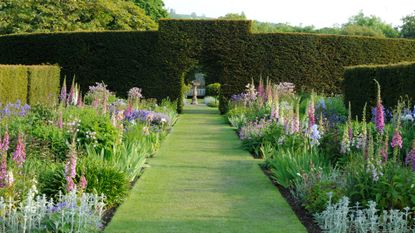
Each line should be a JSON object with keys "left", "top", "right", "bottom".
{"left": 132, "top": 0, "right": 168, "bottom": 21}
{"left": 344, "top": 62, "right": 415, "bottom": 118}
{"left": 303, "top": 181, "right": 343, "bottom": 213}
{"left": 0, "top": 0, "right": 157, "bottom": 35}
{"left": 0, "top": 65, "right": 28, "bottom": 104}
{"left": 80, "top": 157, "right": 129, "bottom": 207}
{"left": 63, "top": 107, "right": 120, "bottom": 152}
{"left": 206, "top": 83, "right": 221, "bottom": 97}
{"left": 401, "top": 11, "right": 415, "bottom": 38}
{"left": 342, "top": 11, "right": 399, "bottom": 38}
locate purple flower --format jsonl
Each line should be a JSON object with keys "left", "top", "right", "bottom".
{"left": 309, "top": 124, "right": 321, "bottom": 146}
{"left": 12, "top": 132, "right": 26, "bottom": 167}
{"left": 60, "top": 78, "right": 67, "bottom": 104}
{"left": 391, "top": 130, "right": 403, "bottom": 149}
{"left": 125, "top": 110, "right": 170, "bottom": 126}
{"left": 406, "top": 149, "right": 415, "bottom": 171}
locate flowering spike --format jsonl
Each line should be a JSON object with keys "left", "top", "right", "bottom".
{"left": 308, "top": 93, "right": 315, "bottom": 128}
{"left": 60, "top": 77, "right": 67, "bottom": 105}
{"left": 381, "top": 133, "right": 389, "bottom": 162}
{"left": 374, "top": 80, "right": 385, "bottom": 133}
{"left": 59, "top": 111, "right": 63, "bottom": 129}
{"left": 2, "top": 128, "right": 9, "bottom": 152}
{"left": 0, "top": 153, "right": 7, "bottom": 188}
{"left": 12, "top": 132, "right": 26, "bottom": 167}
{"left": 405, "top": 140, "right": 415, "bottom": 171}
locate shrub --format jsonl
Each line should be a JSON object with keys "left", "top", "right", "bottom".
{"left": 206, "top": 83, "right": 221, "bottom": 97}
{"left": 204, "top": 96, "right": 218, "bottom": 108}
{"left": 344, "top": 62, "right": 415, "bottom": 118}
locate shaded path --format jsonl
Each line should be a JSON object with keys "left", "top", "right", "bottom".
{"left": 105, "top": 105, "right": 306, "bottom": 233}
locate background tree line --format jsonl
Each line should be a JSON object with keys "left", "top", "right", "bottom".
{"left": 0, "top": 0, "right": 414, "bottom": 39}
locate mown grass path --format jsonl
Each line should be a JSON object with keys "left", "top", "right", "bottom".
{"left": 105, "top": 105, "right": 306, "bottom": 233}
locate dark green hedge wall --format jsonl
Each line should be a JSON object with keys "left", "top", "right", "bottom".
{"left": 0, "top": 65, "right": 60, "bottom": 105}
{"left": 344, "top": 62, "right": 415, "bottom": 118}
{"left": 1, "top": 21, "right": 415, "bottom": 113}
{"left": 0, "top": 31, "right": 167, "bottom": 103}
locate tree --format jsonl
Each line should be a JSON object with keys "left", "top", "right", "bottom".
{"left": 218, "top": 12, "right": 247, "bottom": 20}
{"left": 342, "top": 11, "right": 399, "bottom": 38}
{"left": 401, "top": 11, "right": 415, "bottom": 38}
{"left": 0, "top": 0, "right": 157, "bottom": 35}
{"left": 131, "top": 0, "right": 168, "bottom": 21}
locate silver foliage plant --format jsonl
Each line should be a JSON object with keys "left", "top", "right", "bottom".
{"left": 0, "top": 188, "right": 106, "bottom": 233}
{"left": 315, "top": 193, "right": 412, "bottom": 233}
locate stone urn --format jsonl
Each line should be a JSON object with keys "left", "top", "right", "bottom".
{"left": 191, "top": 80, "right": 201, "bottom": 105}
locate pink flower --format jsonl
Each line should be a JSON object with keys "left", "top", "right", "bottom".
{"left": 375, "top": 103, "right": 385, "bottom": 133}
{"left": 12, "top": 132, "right": 26, "bottom": 167}
{"left": 65, "top": 150, "right": 77, "bottom": 178}
{"left": 308, "top": 102, "right": 315, "bottom": 128}
{"left": 80, "top": 175, "right": 87, "bottom": 190}
{"left": 66, "top": 176, "right": 75, "bottom": 192}
{"left": 291, "top": 115, "right": 300, "bottom": 133}
{"left": 391, "top": 130, "right": 403, "bottom": 149}
{"left": 2, "top": 129, "right": 9, "bottom": 152}
{"left": 0, "top": 154, "right": 7, "bottom": 188}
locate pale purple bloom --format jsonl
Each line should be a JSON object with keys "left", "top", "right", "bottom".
{"left": 309, "top": 124, "right": 321, "bottom": 146}
{"left": 308, "top": 102, "right": 315, "bottom": 127}
{"left": 5, "top": 170, "right": 13, "bottom": 187}
{"left": 2, "top": 130, "right": 9, "bottom": 152}
{"left": 65, "top": 150, "right": 77, "bottom": 178}
{"left": 128, "top": 87, "right": 143, "bottom": 101}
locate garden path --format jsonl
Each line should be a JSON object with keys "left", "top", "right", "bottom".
{"left": 105, "top": 105, "right": 305, "bottom": 233}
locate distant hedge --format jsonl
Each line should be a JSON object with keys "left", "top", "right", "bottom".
{"left": 1, "top": 20, "right": 415, "bottom": 113}
{"left": 344, "top": 62, "right": 415, "bottom": 118}
{"left": 0, "top": 65, "right": 60, "bottom": 106}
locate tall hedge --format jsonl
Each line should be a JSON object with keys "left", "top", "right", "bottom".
{"left": 1, "top": 21, "right": 415, "bottom": 113}
{"left": 344, "top": 62, "right": 415, "bottom": 118}
{"left": 0, "top": 65, "right": 28, "bottom": 104}
{"left": 0, "top": 65, "right": 60, "bottom": 106}
{"left": 27, "top": 65, "right": 61, "bottom": 106}
{"left": 0, "top": 31, "right": 164, "bottom": 102}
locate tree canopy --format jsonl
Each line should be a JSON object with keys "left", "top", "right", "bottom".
{"left": 0, "top": 0, "right": 157, "bottom": 35}
{"left": 132, "top": 0, "right": 169, "bottom": 21}
{"left": 401, "top": 11, "right": 415, "bottom": 38}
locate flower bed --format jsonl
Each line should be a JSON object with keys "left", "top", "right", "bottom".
{"left": 227, "top": 78, "right": 415, "bottom": 232}
{"left": 0, "top": 81, "right": 178, "bottom": 232}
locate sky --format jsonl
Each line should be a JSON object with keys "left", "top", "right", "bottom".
{"left": 163, "top": 0, "right": 415, "bottom": 28}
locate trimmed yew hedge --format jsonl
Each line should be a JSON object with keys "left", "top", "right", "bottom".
{"left": 344, "top": 62, "right": 415, "bottom": 118}
{"left": 1, "top": 20, "right": 415, "bottom": 112}
{"left": 0, "top": 65, "right": 60, "bottom": 105}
